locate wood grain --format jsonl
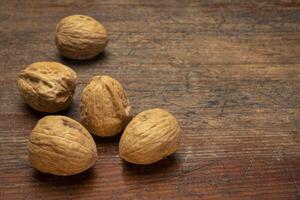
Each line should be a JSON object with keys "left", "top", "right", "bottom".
{"left": 0, "top": 0, "right": 300, "bottom": 199}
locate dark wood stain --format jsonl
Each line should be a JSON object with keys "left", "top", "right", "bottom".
{"left": 0, "top": 0, "right": 300, "bottom": 199}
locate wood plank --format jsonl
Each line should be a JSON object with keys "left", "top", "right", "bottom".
{"left": 0, "top": 0, "right": 300, "bottom": 199}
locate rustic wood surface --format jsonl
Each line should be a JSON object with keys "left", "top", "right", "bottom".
{"left": 1, "top": 0, "right": 300, "bottom": 199}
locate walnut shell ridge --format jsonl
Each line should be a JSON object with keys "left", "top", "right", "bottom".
{"left": 119, "top": 108, "right": 181, "bottom": 164}
{"left": 55, "top": 15, "right": 108, "bottom": 60}
{"left": 28, "top": 115, "right": 97, "bottom": 176}
{"left": 80, "top": 75, "right": 132, "bottom": 137}
{"left": 18, "top": 62, "right": 77, "bottom": 113}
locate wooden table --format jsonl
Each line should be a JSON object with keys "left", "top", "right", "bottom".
{"left": 1, "top": 0, "right": 300, "bottom": 199}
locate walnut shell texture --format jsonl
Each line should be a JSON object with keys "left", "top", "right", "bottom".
{"left": 80, "top": 75, "right": 132, "bottom": 137}
{"left": 28, "top": 115, "right": 97, "bottom": 176}
{"left": 55, "top": 15, "right": 108, "bottom": 60}
{"left": 18, "top": 62, "right": 77, "bottom": 113}
{"left": 119, "top": 108, "right": 181, "bottom": 164}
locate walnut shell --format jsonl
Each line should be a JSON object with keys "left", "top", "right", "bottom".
{"left": 119, "top": 108, "right": 181, "bottom": 164}
{"left": 18, "top": 62, "right": 77, "bottom": 113}
{"left": 55, "top": 15, "right": 108, "bottom": 60}
{"left": 28, "top": 115, "right": 97, "bottom": 176}
{"left": 80, "top": 75, "right": 132, "bottom": 137}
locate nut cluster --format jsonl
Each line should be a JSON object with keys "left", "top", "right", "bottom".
{"left": 18, "top": 14, "right": 181, "bottom": 176}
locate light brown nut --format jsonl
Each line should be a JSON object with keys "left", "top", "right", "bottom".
{"left": 18, "top": 62, "right": 77, "bottom": 113}
{"left": 80, "top": 75, "right": 132, "bottom": 137}
{"left": 28, "top": 115, "right": 97, "bottom": 176}
{"left": 55, "top": 15, "right": 108, "bottom": 60}
{"left": 119, "top": 108, "right": 181, "bottom": 164}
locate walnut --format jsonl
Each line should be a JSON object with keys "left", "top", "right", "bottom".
{"left": 80, "top": 75, "right": 132, "bottom": 137}
{"left": 18, "top": 62, "right": 77, "bottom": 113}
{"left": 55, "top": 15, "right": 108, "bottom": 60}
{"left": 28, "top": 115, "right": 97, "bottom": 176}
{"left": 119, "top": 108, "right": 181, "bottom": 164}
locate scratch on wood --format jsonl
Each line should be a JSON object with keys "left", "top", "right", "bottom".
{"left": 185, "top": 72, "right": 192, "bottom": 92}
{"left": 244, "top": 157, "right": 254, "bottom": 177}
{"left": 180, "top": 160, "right": 225, "bottom": 176}
{"left": 285, "top": 167, "right": 300, "bottom": 196}
{"left": 219, "top": 100, "right": 227, "bottom": 117}
{"left": 216, "top": 13, "right": 227, "bottom": 30}
{"left": 290, "top": 168, "right": 300, "bottom": 197}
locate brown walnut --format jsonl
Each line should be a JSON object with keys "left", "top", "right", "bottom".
{"left": 119, "top": 108, "right": 181, "bottom": 164}
{"left": 80, "top": 75, "right": 132, "bottom": 137}
{"left": 55, "top": 15, "right": 108, "bottom": 60}
{"left": 28, "top": 115, "right": 97, "bottom": 176}
{"left": 18, "top": 62, "right": 77, "bottom": 113}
